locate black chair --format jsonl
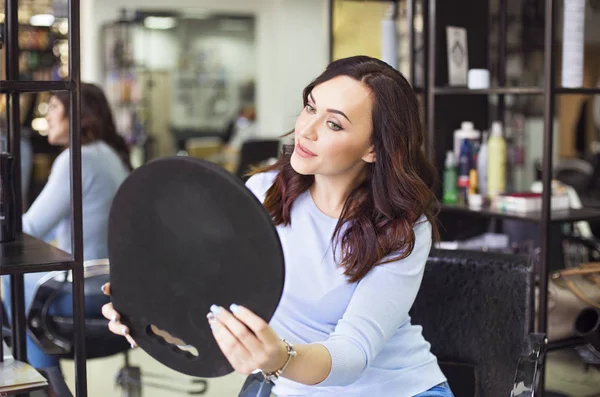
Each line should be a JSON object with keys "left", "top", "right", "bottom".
{"left": 235, "top": 139, "right": 280, "bottom": 181}
{"left": 410, "top": 249, "right": 544, "bottom": 397}
{"left": 3, "top": 260, "right": 208, "bottom": 397}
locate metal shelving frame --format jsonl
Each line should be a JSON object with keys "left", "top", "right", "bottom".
{"left": 417, "top": 0, "right": 600, "bottom": 395}
{"left": 1, "top": 0, "right": 87, "bottom": 395}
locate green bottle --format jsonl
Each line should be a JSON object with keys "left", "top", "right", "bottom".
{"left": 443, "top": 151, "right": 458, "bottom": 204}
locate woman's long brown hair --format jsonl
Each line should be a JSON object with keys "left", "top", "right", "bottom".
{"left": 54, "top": 83, "right": 132, "bottom": 170}
{"left": 256, "top": 56, "right": 439, "bottom": 283}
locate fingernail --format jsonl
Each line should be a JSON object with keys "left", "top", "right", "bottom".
{"left": 122, "top": 327, "right": 128, "bottom": 335}
{"left": 101, "top": 284, "right": 106, "bottom": 293}
{"left": 210, "top": 304, "right": 221, "bottom": 315}
{"left": 130, "top": 344, "right": 136, "bottom": 349}
{"left": 206, "top": 312, "right": 215, "bottom": 321}
{"left": 230, "top": 304, "right": 240, "bottom": 314}
{"left": 111, "top": 314, "right": 117, "bottom": 322}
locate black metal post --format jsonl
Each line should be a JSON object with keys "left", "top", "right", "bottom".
{"left": 425, "top": 0, "right": 436, "bottom": 164}
{"left": 538, "top": 0, "right": 556, "bottom": 394}
{"left": 68, "top": 0, "right": 87, "bottom": 396}
{"left": 9, "top": 275, "right": 27, "bottom": 361}
{"left": 5, "top": 0, "right": 27, "bottom": 364}
{"left": 540, "top": 0, "right": 555, "bottom": 339}
{"left": 5, "top": 0, "right": 22, "bottom": 232}
{"left": 497, "top": 0, "right": 507, "bottom": 121}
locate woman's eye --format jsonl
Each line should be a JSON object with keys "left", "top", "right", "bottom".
{"left": 306, "top": 104, "right": 316, "bottom": 114}
{"left": 327, "top": 121, "right": 342, "bottom": 131}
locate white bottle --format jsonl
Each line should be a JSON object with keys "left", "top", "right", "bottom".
{"left": 453, "top": 121, "right": 480, "bottom": 161}
{"left": 381, "top": 4, "right": 399, "bottom": 70}
{"left": 487, "top": 122, "right": 506, "bottom": 198}
{"left": 561, "top": 0, "right": 586, "bottom": 88}
{"left": 477, "top": 131, "right": 488, "bottom": 197}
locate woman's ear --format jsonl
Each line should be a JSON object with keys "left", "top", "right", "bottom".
{"left": 362, "top": 145, "right": 376, "bottom": 163}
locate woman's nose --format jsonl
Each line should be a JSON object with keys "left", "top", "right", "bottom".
{"left": 298, "top": 119, "right": 318, "bottom": 141}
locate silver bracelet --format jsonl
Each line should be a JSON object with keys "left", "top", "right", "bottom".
{"left": 261, "top": 339, "right": 297, "bottom": 383}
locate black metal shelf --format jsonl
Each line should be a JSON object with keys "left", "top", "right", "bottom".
{"left": 2, "top": 0, "right": 86, "bottom": 395}
{"left": 440, "top": 204, "right": 600, "bottom": 224}
{"left": 421, "top": 1, "right": 588, "bottom": 394}
{"left": 0, "top": 80, "right": 73, "bottom": 93}
{"left": 0, "top": 234, "right": 74, "bottom": 275}
{"left": 433, "top": 86, "right": 544, "bottom": 95}
{"left": 432, "top": 86, "right": 600, "bottom": 96}
{"left": 554, "top": 87, "right": 600, "bottom": 95}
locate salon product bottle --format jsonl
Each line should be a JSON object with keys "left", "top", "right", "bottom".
{"left": 453, "top": 121, "right": 480, "bottom": 161}
{"left": 457, "top": 139, "right": 472, "bottom": 205}
{"left": 477, "top": 131, "right": 488, "bottom": 198}
{"left": 0, "top": 152, "right": 16, "bottom": 242}
{"left": 469, "top": 169, "right": 478, "bottom": 195}
{"left": 487, "top": 122, "right": 506, "bottom": 198}
{"left": 443, "top": 151, "right": 458, "bottom": 204}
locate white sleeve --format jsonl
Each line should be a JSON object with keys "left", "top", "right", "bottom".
{"left": 315, "top": 220, "right": 433, "bottom": 386}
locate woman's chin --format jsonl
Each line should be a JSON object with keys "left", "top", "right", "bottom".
{"left": 290, "top": 153, "right": 314, "bottom": 175}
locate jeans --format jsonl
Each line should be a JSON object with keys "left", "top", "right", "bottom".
{"left": 240, "top": 376, "right": 454, "bottom": 397}
{"left": 2, "top": 272, "right": 102, "bottom": 369}
{"left": 414, "top": 382, "right": 454, "bottom": 397}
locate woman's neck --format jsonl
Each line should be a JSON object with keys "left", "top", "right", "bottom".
{"left": 310, "top": 168, "right": 367, "bottom": 218}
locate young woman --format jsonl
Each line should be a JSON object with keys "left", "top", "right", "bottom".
{"left": 103, "top": 56, "right": 453, "bottom": 396}
{"left": 3, "top": 83, "right": 131, "bottom": 370}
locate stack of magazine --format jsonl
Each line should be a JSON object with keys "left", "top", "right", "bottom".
{"left": 0, "top": 341, "right": 48, "bottom": 395}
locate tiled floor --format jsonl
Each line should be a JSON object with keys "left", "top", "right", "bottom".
{"left": 49, "top": 348, "right": 600, "bottom": 397}
{"left": 61, "top": 349, "right": 246, "bottom": 397}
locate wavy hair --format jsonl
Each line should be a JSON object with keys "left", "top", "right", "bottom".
{"left": 257, "top": 56, "right": 439, "bottom": 283}
{"left": 53, "top": 83, "right": 132, "bottom": 170}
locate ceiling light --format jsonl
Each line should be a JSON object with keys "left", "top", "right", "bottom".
{"left": 32, "top": 117, "right": 49, "bottom": 133}
{"left": 30, "top": 14, "right": 55, "bottom": 27}
{"left": 144, "top": 16, "right": 177, "bottom": 30}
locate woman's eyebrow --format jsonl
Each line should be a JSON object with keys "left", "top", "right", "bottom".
{"left": 309, "top": 92, "right": 352, "bottom": 124}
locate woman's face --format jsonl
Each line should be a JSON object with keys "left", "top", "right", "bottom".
{"left": 291, "top": 76, "right": 376, "bottom": 179}
{"left": 46, "top": 96, "right": 70, "bottom": 145}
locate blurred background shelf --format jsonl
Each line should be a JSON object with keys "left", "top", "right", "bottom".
{"left": 433, "top": 86, "right": 544, "bottom": 95}
{"left": 441, "top": 204, "right": 600, "bottom": 224}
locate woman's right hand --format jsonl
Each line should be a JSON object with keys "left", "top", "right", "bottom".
{"left": 101, "top": 282, "right": 138, "bottom": 347}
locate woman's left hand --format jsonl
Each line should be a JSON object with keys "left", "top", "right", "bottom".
{"left": 208, "top": 304, "right": 288, "bottom": 375}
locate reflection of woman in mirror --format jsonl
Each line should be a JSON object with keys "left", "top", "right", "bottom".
{"left": 103, "top": 56, "right": 454, "bottom": 396}
{"left": 3, "top": 83, "right": 131, "bottom": 375}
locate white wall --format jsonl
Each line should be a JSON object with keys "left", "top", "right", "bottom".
{"left": 81, "top": 0, "right": 330, "bottom": 138}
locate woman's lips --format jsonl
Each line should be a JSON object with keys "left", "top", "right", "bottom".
{"left": 296, "top": 142, "right": 316, "bottom": 158}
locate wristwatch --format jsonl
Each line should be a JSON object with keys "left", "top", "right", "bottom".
{"left": 261, "top": 339, "right": 297, "bottom": 383}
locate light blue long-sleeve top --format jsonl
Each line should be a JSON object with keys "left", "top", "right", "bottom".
{"left": 1, "top": 140, "right": 130, "bottom": 368}
{"left": 245, "top": 172, "right": 446, "bottom": 397}
{"left": 23, "top": 141, "right": 129, "bottom": 261}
